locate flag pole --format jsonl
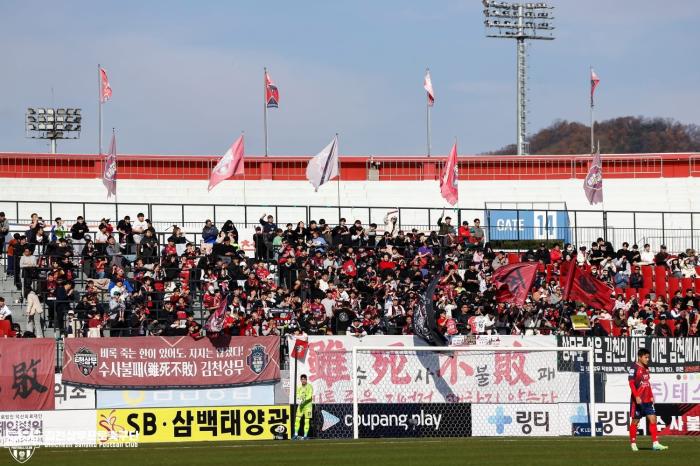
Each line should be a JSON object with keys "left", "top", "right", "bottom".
{"left": 590, "top": 65, "right": 594, "bottom": 154}
{"left": 98, "top": 64, "right": 103, "bottom": 155}
{"left": 426, "top": 67, "right": 431, "bottom": 157}
{"left": 336, "top": 133, "right": 341, "bottom": 210}
{"left": 241, "top": 130, "right": 247, "bottom": 206}
{"left": 112, "top": 127, "right": 118, "bottom": 207}
{"left": 263, "top": 67, "right": 269, "bottom": 157}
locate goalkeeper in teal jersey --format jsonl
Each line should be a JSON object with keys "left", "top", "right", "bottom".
{"left": 294, "top": 374, "right": 313, "bottom": 440}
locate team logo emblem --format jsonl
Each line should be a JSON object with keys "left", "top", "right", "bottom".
{"left": 246, "top": 344, "right": 269, "bottom": 374}
{"left": 74, "top": 347, "right": 98, "bottom": 376}
{"left": 8, "top": 446, "right": 36, "bottom": 464}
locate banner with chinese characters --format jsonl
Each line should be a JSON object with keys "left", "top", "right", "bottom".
{"left": 0, "top": 339, "right": 55, "bottom": 411}
{"left": 287, "top": 335, "right": 578, "bottom": 405}
{"left": 557, "top": 336, "right": 700, "bottom": 373}
{"left": 96, "top": 405, "right": 290, "bottom": 443}
{"left": 62, "top": 336, "right": 280, "bottom": 389}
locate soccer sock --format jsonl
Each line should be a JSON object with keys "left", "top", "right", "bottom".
{"left": 649, "top": 422, "right": 658, "bottom": 443}
{"left": 294, "top": 416, "right": 302, "bottom": 436}
{"left": 304, "top": 417, "right": 311, "bottom": 437}
{"left": 629, "top": 424, "right": 637, "bottom": 444}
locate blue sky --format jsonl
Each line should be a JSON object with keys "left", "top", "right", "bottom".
{"left": 0, "top": 0, "right": 698, "bottom": 156}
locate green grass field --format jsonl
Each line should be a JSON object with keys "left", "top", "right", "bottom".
{"left": 11, "top": 437, "right": 698, "bottom": 466}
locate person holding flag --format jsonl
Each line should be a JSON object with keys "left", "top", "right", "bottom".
{"left": 294, "top": 374, "right": 313, "bottom": 440}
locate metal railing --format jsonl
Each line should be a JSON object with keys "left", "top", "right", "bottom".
{"left": 1, "top": 200, "right": 699, "bottom": 252}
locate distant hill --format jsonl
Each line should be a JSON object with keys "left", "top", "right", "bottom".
{"left": 487, "top": 117, "right": 700, "bottom": 155}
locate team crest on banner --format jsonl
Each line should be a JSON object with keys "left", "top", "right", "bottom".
{"left": 246, "top": 344, "right": 270, "bottom": 374}
{"left": 74, "top": 347, "right": 98, "bottom": 376}
{"left": 8, "top": 446, "right": 36, "bottom": 464}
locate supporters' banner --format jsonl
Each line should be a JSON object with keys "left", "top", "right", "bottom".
{"left": 0, "top": 410, "right": 97, "bottom": 447}
{"left": 62, "top": 336, "right": 280, "bottom": 389}
{"left": 652, "top": 404, "right": 700, "bottom": 436}
{"left": 315, "top": 403, "right": 471, "bottom": 439}
{"left": 0, "top": 339, "right": 55, "bottom": 411}
{"left": 54, "top": 374, "right": 96, "bottom": 410}
{"left": 96, "top": 405, "right": 290, "bottom": 444}
{"left": 96, "top": 385, "right": 275, "bottom": 409}
{"left": 287, "top": 335, "right": 577, "bottom": 405}
{"left": 557, "top": 336, "right": 700, "bottom": 373}
{"left": 605, "top": 373, "right": 700, "bottom": 404}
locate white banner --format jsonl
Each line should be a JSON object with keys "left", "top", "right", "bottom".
{"left": 54, "top": 374, "right": 96, "bottom": 410}
{"left": 95, "top": 384, "right": 275, "bottom": 409}
{"left": 471, "top": 403, "right": 637, "bottom": 437}
{"left": 605, "top": 373, "right": 700, "bottom": 404}
{"left": 0, "top": 410, "right": 97, "bottom": 447}
{"left": 288, "top": 335, "right": 577, "bottom": 405}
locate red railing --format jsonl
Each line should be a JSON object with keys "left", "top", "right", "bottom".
{"left": 0, "top": 152, "right": 697, "bottom": 180}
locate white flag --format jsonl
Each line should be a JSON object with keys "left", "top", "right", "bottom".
{"left": 424, "top": 69, "right": 435, "bottom": 106}
{"left": 306, "top": 135, "right": 339, "bottom": 192}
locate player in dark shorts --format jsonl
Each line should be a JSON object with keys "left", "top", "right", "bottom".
{"left": 629, "top": 348, "right": 668, "bottom": 451}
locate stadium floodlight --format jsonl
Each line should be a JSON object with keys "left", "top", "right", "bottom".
{"left": 483, "top": 1, "right": 555, "bottom": 155}
{"left": 25, "top": 107, "right": 82, "bottom": 153}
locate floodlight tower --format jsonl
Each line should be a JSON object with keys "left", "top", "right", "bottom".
{"left": 483, "top": 1, "right": 555, "bottom": 155}
{"left": 25, "top": 108, "right": 82, "bottom": 153}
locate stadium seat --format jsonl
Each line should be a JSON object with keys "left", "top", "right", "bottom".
{"left": 0, "top": 320, "right": 15, "bottom": 337}
{"left": 625, "top": 288, "right": 636, "bottom": 300}
{"left": 668, "top": 276, "right": 680, "bottom": 297}
{"left": 641, "top": 265, "right": 654, "bottom": 288}
{"left": 654, "top": 266, "right": 667, "bottom": 298}
{"left": 681, "top": 277, "right": 694, "bottom": 295}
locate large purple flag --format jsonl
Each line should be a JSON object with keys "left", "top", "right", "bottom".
{"left": 583, "top": 149, "right": 603, "bottom": 205}
{"left": 103, "top": 133, "right": 117, "bottom": 198}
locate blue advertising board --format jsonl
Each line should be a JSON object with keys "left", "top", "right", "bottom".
{"left": 486, "top": 210, "right": 570, "bottom": 243}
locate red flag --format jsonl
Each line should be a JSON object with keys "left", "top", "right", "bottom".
{"left": 265, "top": 71, "right": 279, "bottom": 108}
{"left": 590, "top": 68, "right": 600, "bottom": 107}
{"left": 100, "top": 67, "right": 112, "bottom": 103}
{"left": 208, "top": 135, "right": 245, "bottom": 191}
{"left": 491, "top": 263, "right": 538, "bottom": 306}
{"left": 562, "top": 261, "right": 615, "bottom": 311}
{"left": 342, "top": 259, "right": 357, "bottom": 277}
{"left": 424, "top": 69, "right": 435, "bottom": 106}
{"left": 291, "top": 337, "right": 308, "bottom": 359}
{"left": 440, "top": 142, "right": 458, "bottom": 205}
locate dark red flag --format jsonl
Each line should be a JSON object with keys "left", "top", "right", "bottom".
{"left": 562, "top": 261, "right": 615, "bottom": 311}
{"left": 491, "top": 263, "right": 538, "bottom": 306}
{"left": 291, "top": 337, "right": 308, "bottom": 359}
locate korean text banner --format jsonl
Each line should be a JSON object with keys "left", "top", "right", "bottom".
{"left": 96, "top": 405, "right": 290, "bottom": 443}
{"left": 62, "top": 336, "right": 280, "bottom": 389}
{"left": 557, "top": 336, "right": 700, "bottom": 373}
{"left": 0, "top": 339, "right": 55, "bottom": 411}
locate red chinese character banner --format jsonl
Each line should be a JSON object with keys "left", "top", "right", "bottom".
{"left": 62, "top": 336, "right": 280, "bottom": 389}
{"left": 0, "top": 339, "right": 55, "bottom": 411}
{"left": 287, "top": 335, "right": 573, "bottom": 404}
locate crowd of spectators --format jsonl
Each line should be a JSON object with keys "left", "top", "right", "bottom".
{"left": 1, "top": 209, "right": 699, "bottom": 340}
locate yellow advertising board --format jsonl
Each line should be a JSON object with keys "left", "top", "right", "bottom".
{"left": 97, "top": 405, "right": 290, "bottom": 444}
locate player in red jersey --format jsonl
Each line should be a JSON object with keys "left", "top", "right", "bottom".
{"left": 629, "top": 348, "right": 668, "bottom": 451}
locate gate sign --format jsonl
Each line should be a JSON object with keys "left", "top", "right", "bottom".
{"left": 486, "top": 210, "right": 571, "bottom": 243}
